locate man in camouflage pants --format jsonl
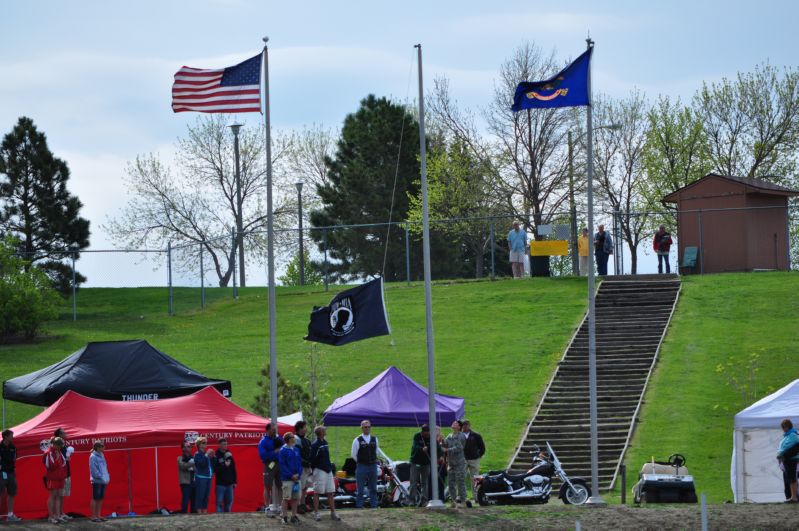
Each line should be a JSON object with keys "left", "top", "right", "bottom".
{"left": 441, "top": 420, "right": 469, "bottom": 508}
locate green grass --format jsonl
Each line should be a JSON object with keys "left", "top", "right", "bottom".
{"left": 611, "top": 271, "right": 799, "bottom": 504}
{"left": 0, "top": 277, "right": 586, "bottom": 473}
{"left": 5, "top": 272, "right": 796, "bottom": 503}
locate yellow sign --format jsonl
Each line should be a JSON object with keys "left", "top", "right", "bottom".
{"left": 530, "top": 240, "right": 569, "bottom": 256}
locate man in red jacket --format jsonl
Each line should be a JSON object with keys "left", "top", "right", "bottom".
{"left": 653, "top": 225, "right": 673, "bottom": 274}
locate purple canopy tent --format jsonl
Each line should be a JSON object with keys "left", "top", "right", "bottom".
{"left": 323, "top": 366, "right": 465, "bottom": 427}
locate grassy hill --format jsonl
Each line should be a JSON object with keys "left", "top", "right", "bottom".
{"left": 3, "top": 272, "right": 797, "bottom": 503}
{"left": 0, "top": 278, "right": 586, "bottom": 473}
{"left": 615, "top": 272, "right": 799, "bottom": 503}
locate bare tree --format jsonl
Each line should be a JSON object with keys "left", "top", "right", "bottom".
{"left": 592, "top": 90, "right": 651, "bottom": 273}
{"left": 105, "top": 115, "right": 293, "bottom": 286}
{"left": 485, "top": 43, "right": 576, "bottom": 237}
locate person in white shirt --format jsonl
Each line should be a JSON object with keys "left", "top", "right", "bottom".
{"left": 350, "top": 420, "right": 388, "bottom": 508}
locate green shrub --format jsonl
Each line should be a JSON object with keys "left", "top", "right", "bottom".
{"left": 0, "top": 236, "right": 60, "bottom": 342}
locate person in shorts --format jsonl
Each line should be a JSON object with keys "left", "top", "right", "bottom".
{"left": 43, "top": 437, "right": 67, "bottom": 524}
{"left": 0, "top": 429, "right": 21, "bottom": 521}
{"left": 278, "top": 432, "right": 302, "bottom": 524}
{"left": 53, "top": 428, "right": 74, "bottom": 521}
{"left": 257, "top": 422, "right": 284, "bottom": 516}
{"left": 507, "top": 221, "right": 528, "bottom": 278}
{"left": 310, "top": 426, "right": 341, "bottom": 522}
{"left": 89, "top": 441, "right": 110, "bottom": 522}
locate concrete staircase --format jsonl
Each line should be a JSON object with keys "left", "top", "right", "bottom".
{"left": 508, "top": 274, "right": 681, "bottom": 490}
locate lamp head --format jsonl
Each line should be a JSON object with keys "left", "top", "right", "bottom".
{"left": 228, "top": 123, "right": 243, "bottom": 135}
{"left": 295, "top": 181, "right": 304, "bottom": 193}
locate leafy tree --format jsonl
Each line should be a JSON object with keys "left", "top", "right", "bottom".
{"left": 0, "top": 117, "right": 90, "bottom": 291}
{"left": 641, "top": 96, "right": 712, "bottom": 226}
{"left": 252, "top": 364, "right": 318, "bottom": 423}
{"left": 694, "top": 62, "right": 799, "bottom": 183}
{"left": 278, "top": 249, "right": 324, "bottom": 286}
{"left": 310, "top": 95, "right": 421, "bottom": 282}
{"left": 407, "top": 140, "right": 506, "bottom": 278}
{"left": 0, "top": 236, "right": 60, "bottom": 342}
{"left": 592, "top": 91, "right": 652, "bottom": 274}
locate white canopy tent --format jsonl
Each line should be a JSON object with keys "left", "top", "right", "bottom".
{"left": 732, "top": 379, "right": 799, "bottom": 502}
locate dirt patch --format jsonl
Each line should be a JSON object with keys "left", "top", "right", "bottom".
{"left": 11, "top": 503, "right": 797, "bottom": 530}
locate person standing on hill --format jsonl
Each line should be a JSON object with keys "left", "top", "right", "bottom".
{"left": 777, "top": 419, "right": 799, "bottom": 502}
{"left": 507, "top": 221, "right": 528, "bottom": 279}
{"left": 578, "top": 228, "right": 590, "bottom": 276}
{"left": 0, "top": 430, "right": 21, "bottom": 522}
{"left": 653, "top": 225, "right": 673, "bottom": 274}
{"left": 594, "top": 224, "right": 613, "bottom": 276}
{"left": 213, "top": 438, "right": 237, "bottom": 513}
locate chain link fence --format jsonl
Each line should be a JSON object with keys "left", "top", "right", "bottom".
{"left": 16, "top": 205, "right": 798, "bottom": 319}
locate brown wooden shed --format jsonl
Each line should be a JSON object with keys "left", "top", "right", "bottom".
{"left": 662, "top": 173, "right": 799, "bottom": 273}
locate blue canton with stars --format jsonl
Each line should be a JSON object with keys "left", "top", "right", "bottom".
{"left": 220, "top": 54, "right": 262, "bottom": 86}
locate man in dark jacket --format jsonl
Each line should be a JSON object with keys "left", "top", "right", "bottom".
{"left": 409, "top": 424, "right": 435, "bottom": 505}
{"left": 0, "top": 430, "right": 21, "bottom": 521}
{"left": 294, "top": 421, "right": 312, "bottom": 513}
{"left": 462, "top": 420, "right": 485, "bottom": 503}
{"left": 213, "top": 438, "right": 237, "bottom": 513}
{"left": 594, "top": 225, "right": 613, "bottom": 276}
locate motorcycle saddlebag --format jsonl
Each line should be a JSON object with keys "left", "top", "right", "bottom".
{"left": 482, "top": 474, "right": 507, "bottom": 493}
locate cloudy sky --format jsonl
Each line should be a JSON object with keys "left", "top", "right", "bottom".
{"left": 2, "top": 0, "right": 795, "bottom": 285}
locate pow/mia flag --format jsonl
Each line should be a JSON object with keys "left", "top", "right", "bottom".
{"left": 305, "top": 278, "right": 391, "bottom": 346}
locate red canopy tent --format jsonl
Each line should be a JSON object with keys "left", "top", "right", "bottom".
{"left": 2, "top": 387, "right": 291, "bottom": 519}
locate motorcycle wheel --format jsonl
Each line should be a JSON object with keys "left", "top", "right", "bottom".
{"left": 475, "top": 485, "right": 494, "bottom": 506}
{"left": 561, "top": 479, "right": 590, "bottom": 505}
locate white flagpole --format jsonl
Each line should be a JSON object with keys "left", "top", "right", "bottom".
{"left": 584, "top": 37, "right": 606, "bottom": 506}
{"left": 262, "top": 37, "right": 279, "bottom": 426}
{"left": 415, "top": 43, "right": 444, "bottom": 509}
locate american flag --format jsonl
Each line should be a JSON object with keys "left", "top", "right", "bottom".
{"left": 172, "top": 54, "right": 262, "bottom": 113}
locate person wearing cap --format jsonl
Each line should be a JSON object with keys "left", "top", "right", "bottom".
{"left": 461, "top": 420, "right": 485, "bottom": 502}
{"left": 0, "top": 429, "right": 21, "bottom": 522}
{"left": 409, "top": 424, "right": 439, "bottom": 506}
{"left": 507, "top": 221, "right": 528, "bottom": 279}
{"left": 89, "top": 441, "right": 110, "bottom": 522}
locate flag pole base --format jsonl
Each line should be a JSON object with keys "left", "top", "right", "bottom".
{"left": 585, "top": 495, "right": 607, "bottom": 506}
{"left": 426, "top": 499, "right": 446, "bottom": 509}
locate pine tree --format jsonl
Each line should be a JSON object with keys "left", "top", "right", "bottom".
{"left": 0, "top": 117, "right": 90, "bottom": 291}
{"left": 310, "top": 95, "right": 422, "bottom": 282}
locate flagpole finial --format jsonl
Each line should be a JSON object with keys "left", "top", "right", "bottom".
{"left": 262, "top": 36, "right": 269, "bottom": 44}
{"left": 586, "top": 35, "right": 594, "bottom": 49}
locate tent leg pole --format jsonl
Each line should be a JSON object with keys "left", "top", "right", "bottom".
{"left": 2, "top": 398, "right": 5, "bottom": 430}
{"left": 155, "top": 447, "right": 160, "bottom": 511}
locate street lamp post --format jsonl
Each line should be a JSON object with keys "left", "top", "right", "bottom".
{"left": 295, "top": 181, "right": 304, "bottom": 286}
{"left": 229, "top": 123, "right": 245, "bottom": 287}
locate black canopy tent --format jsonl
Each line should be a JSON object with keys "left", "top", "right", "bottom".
{"left": 2, "top": 340, "right": 232, "bottom": 407}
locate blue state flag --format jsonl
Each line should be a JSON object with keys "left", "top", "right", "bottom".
{"left": 512, "top": 48, "right": 592, "bottom": 111}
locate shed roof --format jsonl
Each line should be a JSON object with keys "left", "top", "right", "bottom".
{"left": 662, "top": 173, "right": 799, "bottom": 203}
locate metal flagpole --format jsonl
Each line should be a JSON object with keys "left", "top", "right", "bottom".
{"left": 263, "top": 37, "right": 279, "bottom": 425}
{"left": 415, "top": 43, "right": 444, "bottom": 509}
{"left": 584, "top": 37, "right": 606, "bottom": 506}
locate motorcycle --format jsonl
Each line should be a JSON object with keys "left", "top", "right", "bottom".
{"left": 305, "top": 456, "right": 413, "bottom": 509}
{"left": 474, "top": 442, "right": 590, "bottom": 506}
